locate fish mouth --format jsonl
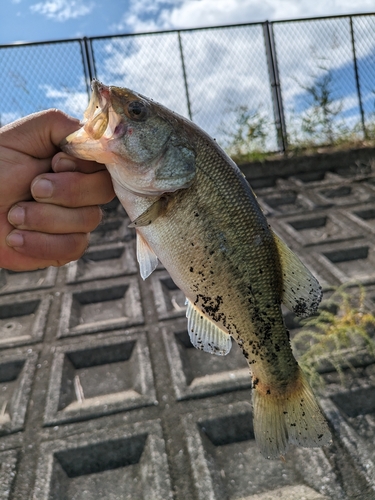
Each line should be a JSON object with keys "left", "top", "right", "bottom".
{"left": 62, "top": 80, "right": 123, "bottom": 158}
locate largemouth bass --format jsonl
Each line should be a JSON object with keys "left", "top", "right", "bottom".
{"left": 62, "top": 80, "right": 331, "bottom": 458}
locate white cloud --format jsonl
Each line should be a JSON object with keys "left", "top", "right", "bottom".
{"left": 113, "top": 0, "right": 375, "bottom": 34}
{"left": 30, "top": 0, "right": 94, "bottom": 22}
{"left": 40, "top": 84, "right": 88, "bottom": 117}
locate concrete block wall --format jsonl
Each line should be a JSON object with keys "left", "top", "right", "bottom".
{"left": 1, "top": 148, "right": 375, "bottom": 499}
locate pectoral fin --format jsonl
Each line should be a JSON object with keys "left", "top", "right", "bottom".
{"left": 185, "top": 299, "right": 232, "bottom": 356}
{"left": 129, "top": 196, "right": 170, "bottom": 228}
{"left": 136, "top": 231, "right": 159, "bottom": 280}
{"left": 272, "top": 231, "right": 322, "bottom": 317}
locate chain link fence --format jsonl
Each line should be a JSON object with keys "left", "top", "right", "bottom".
{"left": 1, "top": 13, "right": 375, "bottom": 155}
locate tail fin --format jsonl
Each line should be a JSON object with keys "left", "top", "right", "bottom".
{"left": 252, "top": 367, "right": 331, "bottom": 459}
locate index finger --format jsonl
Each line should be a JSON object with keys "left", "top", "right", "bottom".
{"left": 0, "top": 109, "right": 81, "bottom": 159}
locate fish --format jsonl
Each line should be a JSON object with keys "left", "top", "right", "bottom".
{"left": 62, "top": 79, "right": 331, "bottom": 459}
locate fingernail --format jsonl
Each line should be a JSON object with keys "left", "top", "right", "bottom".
{"left": 53, "top": 157, "right": 77, "bottom": 172}
{"left": 32, "top": 178, "right": 53, "bottom": 198}
{"left": 8, "top": 206, "right": 25, "bottom": 226}
{"left": 6, "top": 232, "right": 24, "bottom": 248}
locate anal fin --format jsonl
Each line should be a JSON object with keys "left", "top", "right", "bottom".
{"left": 136, "top": 231, "right": 159, "bottom": 280}
{"left": 186, "top": 299, "right": 232, "bottom": 356}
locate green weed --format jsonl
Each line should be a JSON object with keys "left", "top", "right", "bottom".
{"left": 292, "top": 285, "right": 375, "bottom": 388}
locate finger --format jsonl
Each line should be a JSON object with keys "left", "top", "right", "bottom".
{"left": 0, "top": 109, "right": 81, "bottom": 159}
{"left": 31, "top": 170, "right": 115, "bottom": 208}
{"left": 8, "top": 202, "right": 103, "bottom": 234}
{"left": 0, "top": 147, "right": 51, "bottom": 210}
{"left": 52, "top": 152, "right": 107, "bottom": 174}
{"left": 6, "top": 229, "right": 89, "bottom": 266}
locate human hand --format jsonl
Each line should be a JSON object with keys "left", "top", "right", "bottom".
{"left": 0, "top": 109, "right": 115, "bottom": 271}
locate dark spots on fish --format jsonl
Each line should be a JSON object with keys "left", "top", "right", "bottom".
{"left": 318, "top": 434, "right": 323, "bottom": 440}
{"left": 191, "top": 242, "right": 195, "bottom": 247}
{"left": 194, "top": 211, "right": 199, "bottom": 217}
{"left": 274, "top": 343, "right": 280, "bottom": 352}
{"left": 290, "top": 423, "right": 296, "bottom": 427}
{"left": 190, "top": 267, "right": 194, "bottom": 272}
{"left": 259, "top": 268, "right": 263, "bottom": 274}
{"left": 283, "top": 411, "right": 288, "bottom": 415}
{"left": 252, "top": 378, "right": 259, "bottom": 388}
{"left": 266, "top": 389, "right": 271, "bottom": 395}
{"left": 293, "top": 298, "right": 308, "bottom": 317}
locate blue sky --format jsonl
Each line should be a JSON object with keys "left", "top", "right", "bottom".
{"left": 1, "top": 0, "right": 375, "bottom": 45}
{"left": 1, "top": 0, "right": 375, "bottom": 149}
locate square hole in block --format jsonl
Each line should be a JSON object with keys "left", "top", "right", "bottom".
{"left": 0, "top": 296, "right": 50, "bottom": 347}
{"left": 0, "top": 267, "right": 56, "bottom": 294}
{"left": 353, "top": 208, "right": 375, "bottom": 221}
{"left": 175, "top": 330, "right": 248, "bottom": 387}
{"left": 293, "top": 171, "right": 326, "bottom": 183}
{"left": 67, "top": 243, "right": 137, "bottom": 283}
{"left": 319, "top": 186, "right": 352, "bottom": 198}
{"left": 331, "top": 387, "right": 375, "bottom": 418}
{"left": 61, "top": 279, "right": 143, "bottom": 336}
{"left": 285, "top": 213, "right": 361, "bottom": 247}
{"left": 322, "top": 246, "right": 371, "bottom": 281}
{"left": 163, "top": 325, "right": 251, "bottom": 400}
{"left": 196, "top": 411, "right": 300, "bottom": 499}
{"left": 45, "top": 333, "right": 155, "bottom": 425}
{"left": 70, "top": 285, "right": 129, "bottom": 325}
{"left": 0, "top": 300, "right": 39, "bottom": 344}
{"left": 50, "top": 434, "right": 147, "bottom": 499}
{"left": 263, "top": 191, "right": 297, "bottom": 208}
{"left": 36, "top": 422, "right": 172, "bottom": 500}
{"left": 58, "top": 341, "right": 140, "bottom": 411}
{"left": 288, "top": 216, "right": 327, "bottom": 231}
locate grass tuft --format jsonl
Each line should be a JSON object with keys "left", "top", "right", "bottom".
{"left": 292, "top": 285, "right": 375, "bottom": 388}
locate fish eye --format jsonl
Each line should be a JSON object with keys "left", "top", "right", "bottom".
{"left": 127, "top": 101, "right": 148, "bottom": 121}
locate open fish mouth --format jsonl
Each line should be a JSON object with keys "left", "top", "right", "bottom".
{"left": 65, "top": 80, "right": 124, "bottom": 142}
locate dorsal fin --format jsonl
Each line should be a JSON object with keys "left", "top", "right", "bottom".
{"left": 136, "top": 231, "right": 159, "bottom": 280}
{"left": 272, "top": 231, "right": 322, "bottom": 318}
{"left": 185, "top": 299, "right": 232, "bottom": 356}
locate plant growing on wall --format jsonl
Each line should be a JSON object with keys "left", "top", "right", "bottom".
{"left": 292, "top": 285, "right": 375, "bottom": 388}
{"left": 219, "top": 104, "right": 269, "bottom": 163}
{"left": 296, "top": 67, "right": 349, "bottom": 147}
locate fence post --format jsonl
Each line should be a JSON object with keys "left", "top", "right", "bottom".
{"left": 263, "top": 21, "right": 287, "bottom": 152}
{"left": 349, "top": 17, "right": 367, "bottom": 140}
{"left": 80, "top": 37, "right": 96, "bottom": 97}
{"left": 177, "top": 32, "right": 193, "bottom": 121}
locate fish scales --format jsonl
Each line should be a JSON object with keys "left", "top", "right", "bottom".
{"left": 139, "top": 135, "right": 298, "bottom": 387}
{"left": 62, "top": 80, "right": 331, "bottom": 459}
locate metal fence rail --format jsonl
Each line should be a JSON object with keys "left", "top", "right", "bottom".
{"left": 1, "top": 12, "right": 375, "bottom": 154}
